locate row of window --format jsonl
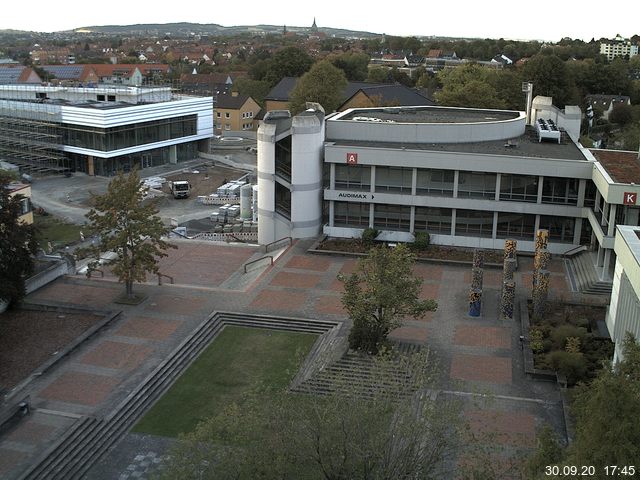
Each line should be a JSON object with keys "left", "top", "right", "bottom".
{"left": 333, "top": 202, "right": 576, "bottom": 242}
{"left": 215, "top": 111, "right": 255, "bottom": 119}
{"left": 333, "top": 165, "right": 583, "bottom": 206}
{"left": 62, "top": 115, "right": 197, "bottom": 152}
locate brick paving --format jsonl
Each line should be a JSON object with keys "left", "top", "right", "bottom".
{"left": 450, "top": 354, "right": 513, "bottom": 384}
{"left": 115, "top": 316, "right": 181, "bottom": 341}
{"left": 39, "top": 371, "right": 120, "bottom": 406}
{"left": 78, "top": 341, "right": 153, "bottom": 371}
{"left": 0, "top": 240, "right": 576, "bottom": 479}
{"left": 453, "top": 325, "right": 511, "bottom": 349}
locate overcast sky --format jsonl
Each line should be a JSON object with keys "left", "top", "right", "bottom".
{"left": 2, "top": 0, "right": 638, "bottom": 42}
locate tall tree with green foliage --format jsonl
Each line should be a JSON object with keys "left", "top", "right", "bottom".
{"left": 255, "top": 46, "right": 314, "bottom": 86}
{"left": 340, "top": 244, "right": 437, "bottom": 353}
{"left": 521, "top": 54, "right": 572, "bottom": 107}
{"left": 526, "top": 333, "right": 640, "bottom": 478}
{"left": 81, "top": 169, "right": 175, "bottom": 299}
{"left": 436, "top": 63, "right": 512, "bottom": 109}
{"left": 330, "top": 51, "right": 370, "bottom": 81}
{"left": 0, "top": 172, "right": 37, "bottom": 308}
{"left": 289, "top": 60, "right": 348, "bottom": 114}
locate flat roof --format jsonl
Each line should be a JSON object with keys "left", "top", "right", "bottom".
{"left": 329, "top": 126, "right": 587, "bottom": 161}
{"left": 337, "top": 106, "right": 520, "bottom": 124}
{"left": 590, "top": 149, "right": 640, "bottom": 184}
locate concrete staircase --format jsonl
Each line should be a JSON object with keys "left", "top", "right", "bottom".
{"left": 290, "top": 343, "right": 424, "bottom": 400}
{"left": 18, "top": 312, "right": 340, "bottom": 480}
{"left": 565, "top": 251, "right": 612, "bottom": 296}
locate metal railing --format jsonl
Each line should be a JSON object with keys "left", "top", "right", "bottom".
{"left": 157, "top": 273, "right": 174, "bottom": 285}
{"left": 263, "top": 236, "right": 292, "bottom": 253}
{"left": 243, "top": 255, "right": 273, "bottom": 273}
{"left": 562, "top": 244, "right": 588, "bottom": 258}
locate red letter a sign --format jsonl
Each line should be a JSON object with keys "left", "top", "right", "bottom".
{"left": 346, "top": 152, "right": 358, "bottom": 165}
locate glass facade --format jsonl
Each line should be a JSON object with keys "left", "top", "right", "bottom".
{"left": 334, "top": 201, "right": 369, "bottom": 227}
{"left": 414, "top": 207, "right": 452, "bottom": 234}
{"left": 457, "top": 171, "right": 496, "bottom": 199}
{"left": 375, "top": 166, "right": 413, "bottom": 194}
{"left": 374, "top": 204, "right": 411, "bottom": 231}
{"left": 496, "top": 212, "right": 536, "bottom": 239}
{"left": 335, "top": 164, "right": 371, "bottom": 191}
{"left": 275, "top": 136, "right": 292, "bottom": 182}
{"left": 455, "top": 209, "right": 494, "bottom": 237}
{"left": 542, "top": 177, "right": 578, "bottom": 205}
{"left": 416, "top": 168, "right": 454, "bottom": 196}
{"left": 275, "top": 182, "right": 291, "bottom": 219}
{"left": 500, "top": 174, "right": 538, "bottom": 202}
{"left": 539, "top": 215, "right": 575, "bottom": 243}
{"left": 62, "top": 115, "right": 197, "bottom": 152}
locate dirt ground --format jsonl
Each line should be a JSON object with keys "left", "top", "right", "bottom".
{"left": 159, "top": 165, "right": 250, "bottom": 198}
{"left": 0, "top": 309, "right": 105, "bottom": 392}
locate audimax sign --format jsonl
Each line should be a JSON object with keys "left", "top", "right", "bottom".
{"left": 336, "top": 191, "right": 374, "bottom": 200}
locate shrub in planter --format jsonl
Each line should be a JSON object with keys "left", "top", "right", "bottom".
{"left": 565, "top": 336, "right": 581, "bottom": 354}
{"left": 550, "top": 325, "right": 588, "bottom": 350}
{"left": 529, "top": 328, "right": 545, "bottom": 354}
{"left": 412, "top": 232, "right": 430, "bottom": 251}
{"left": 361, "top": 228, "right": 379, "bottom": 247}
{"left": 546, "top": 350, "right": 588, "bottom": 385}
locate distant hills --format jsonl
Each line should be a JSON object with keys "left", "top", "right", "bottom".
{"left": 71, "top": 22, "right": 381, "bottom": 38}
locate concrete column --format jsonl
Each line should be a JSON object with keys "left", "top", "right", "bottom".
{"left": 329, "top": 201, "right": 334, "bottom": 227}
{"left": 370, "top": 166, "right": 376, "bottom": 193}
{"left": 329, "top": 163, "right": 335, "bottom": 189}
{"left": 601, "top": 201, "right": 609, "bottom": 227}
{"left": 411, "top": 168, "right": 417, "bottom": 196}
{"left": 577, "top": 179, "right": 586, "bottom": 207}
{"left": 453, "top": 171, "right": 459, "bottom": 198}
{"left": 607, "top": 204, "right": 617, "bottom": 236}
{"left": 492, "top": 212, "right": 498, "bottom": 239}
{"left": 169, "top": 145, "right": 177, "bottom": 164}
{"left": 409, "top": 206, "right": 415, "bottom": 233}
{"left": 534, "top": 215, "right": 540, "bottom": 237}
{"left": 495, "top": 173, "right": 501, "bottom": 201}
{"left": 369, "top": 203, "right": 374, "bottom": 228}
{"left": 602, "top": 249, "right": 612, "bottom": 281}
{"left": 537, "top": 176, "right": 544, "bottom": 204}
{"left": 87, "top": 156, "right": 94, "bottom": 176}
{"left": 573, "top": 217, "right": 583, "bottom": 245}
{"left": 596, "top": 245, "right": 605, "bottom": 267}
{"left": 451, "top": 209, "right": 457, "bottom": 236}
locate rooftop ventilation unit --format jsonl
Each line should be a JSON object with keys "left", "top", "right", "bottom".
{"left": 535, "top": 118, "right": 561, "bottom": 144}
{"left": 263, "top": 110, "right": 291, "bottom": 122}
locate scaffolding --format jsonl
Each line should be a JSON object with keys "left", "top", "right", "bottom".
{"left": 0, "top": 101, "right": 67, "bottom": 174}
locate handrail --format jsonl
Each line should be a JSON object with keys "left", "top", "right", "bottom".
{"left": 88, "top": 269, "right": 104, "bottom": 278}
{"left": 562, "top": 245, "right": 587, "bottom": 258}
{"left": 263, "top": 236, "right": 293, "bottom": 253}
{"left": 244, "top": 255, "right": 273, "bottom": 273}
{"left": 157, "top": 273, "right": 174, "bottom": 285}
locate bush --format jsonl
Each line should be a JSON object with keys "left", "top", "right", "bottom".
{"left": 412, "top": 232, "right": 430, "bottom": 251}
{"left": 361, "top": 228, "right": 379, "bottom": 247}
{"left": 529, "top": 328, "right": 545, "bottom": 354}
{"left": 550, "top": 325, "right": 587, "bottom": 350}
{"left": 565, "top": 337, "right": 581, "bottom": 354}
{"left": 546, "top": 350, "right": 588, "bottom": 385}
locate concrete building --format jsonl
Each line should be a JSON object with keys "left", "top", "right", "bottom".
{"left": 599, "top": 35, "right": 639, "bottom": 61}
{"left": 606, "top": 225, "right": 640, "bottom": 362}
{"left": 257, "top": 99, "right": 640, "bottom": 286}
{"left": 214, "top": 92, "right": 261, "bottom": 134}
{"left": 0, "top": 84, "right": 213, "bottom": 175}
{"left": 6, "top": 181, "right": 33, "bottom": 225}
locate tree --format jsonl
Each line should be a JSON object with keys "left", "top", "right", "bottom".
{"left": 232, "top": 78, "right": 271, "bottom": 106}
{"left": 0, "top": 171, "right": 37, "bottom": 308}
{"left": 158, "top": 349, "right": 477, "bottom": 479}
{"left": 289, "top": 60, "right": 348, "bottom": 114}
{"left": 330, "top": 51, "right": 370, "bottom": 81}
{"left": 367, "top": 66, "right": 391, "bottom": 83}
{"left": 521, "top": 54, "right": 572, "bottom": 107}
{"left": 263, "top": 46, "right": 313, "bottom": 86}
{"left": 81, "top": 169, "right": 175, "bottom": 299}
{"left": 609, "top": 103, "right": 633, "bottom": 126}
{"left": 436, "top": 63, "right": 511, "bottom": 109}
{"left": 527, "top": 333, "right": 640, "bottom": 478}
{"left": 340, "top": 244, "right": 437, "bottom": 354}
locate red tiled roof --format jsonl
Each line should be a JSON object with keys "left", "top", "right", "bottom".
{"left": 591, "top": 149, "right": 640, "bottom": 184}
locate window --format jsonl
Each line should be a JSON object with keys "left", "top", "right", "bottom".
{"left": 275, "top": 182, "right": 291, "bottom": 220}
{"left": 500, "top": 174, "right": 538, "bottom": 202}
{"left": 375, "top": 166, "right": 413, "bottom": 194}
{"left": 539, "top": 215, "right": 575, "bottom": 243}
{"left": 20, "top": 198, "right": 31, "bottom": 215}
{"left": 107, "top": 95, "right": 116, "bottom": 102}
{"left": 457, "top": 171, "right": 496, "bottom": 199}
{"left": 225, "top": 112, "right": 230, "bottom": 119}
{"left": 542, "top": 177, "right": 578, "bottom": 205}
{"left": 455, "top": 209, "right": 494, "bottom": 237}
{"left": 216, "top": 112, "right": 221, "bottom": 118}
{"left": 334, "top": 201, "right": 369, "bottom": 227}
{"left": 416, "top": 168, "right": 454, "bottom": 196}
{"left": 496, "top": 212, "right": 536, "bottom": 240}
{"left": 374, "top": 204, "right": 411, "bottom": 231}
{"left": 225, "top": 124, "right": 231, "bottom": 130}
{"left": 275, "top": 136, "right": 292, "bottom": 182}
{"left": 249, "top": 111, "right": 254, "bottom": 118}
{"left": 414, "top": 207, "right": 452, "bottom": 234}
{"left": 335, "top": 165, "right": 371, "bottom": 190}
{"left": 96, "top": 94, "right": 105, "bottom": 101}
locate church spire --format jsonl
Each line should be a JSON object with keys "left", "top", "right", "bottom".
{"left": 311, "top": 17, "right": 318, "bottom": 32}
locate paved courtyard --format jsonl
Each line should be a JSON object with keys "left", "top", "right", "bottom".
{"left": 0, "top": 239, "right": 578, "bottom": 479}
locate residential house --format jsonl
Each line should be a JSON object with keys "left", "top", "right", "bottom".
{"left": 586, "top": 95, "right": 631, "bottom": 120}
{"left": 600, "top": 35, "right": 639, "bottom": 61}
{"left": 6, "top": 182, "right": 33, "bottom": 225}
{"left": 0, "top": 66, "right": 42, "bottom": 85}
{"left": 491, "top": 54, "right": 513, "bottom": 66}
{"left": 39, "top": 65, "right": 99, "bottom": 85}
{"left": 339, "top": 84, "right": 435, "bottom": 110}
{"left": 215, "top": 92, "right": 261, "bottom": 133}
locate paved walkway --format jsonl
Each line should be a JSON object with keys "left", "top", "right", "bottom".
{"left": 0, "top": 241, "right": 578, "bottom": 479}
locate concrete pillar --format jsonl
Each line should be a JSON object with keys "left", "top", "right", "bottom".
{"left": 87, "top": 155, "right": 94, "bottom": 176}
{"left": 369, "top": 203, "right": 374, "bottom": 228}
{"left": 537, "top": 175, "right": 544, "bottom": 204}
{"left": 492, "top": 212, "right": 498, "bottom": 239}
{"left": 573, "top": 218, "right": 583, "bottom": 245}
{"left": 411, "top": 168, "right": 417, "bottom": 196}
{"left": 607, "top": 204, "right": 617, "bottom": 236}
{"left": 370, "top": 166, "right": 376, "bottom": 193}
{"left": 596, "top": 245, "right": 605, "bottom": 267}
{"left": 329, "top": 163, "right": 335, "bottom": 189}
{"left": 577, "top": 179, "right": 586, "bottom": 207}
{"left": 453, "top": 170, "right": 459, "bottom": 198}
{"left": 602, "top": 249, "right": 612, "bottom": 281}
{"left": 495, "top": 173, "right": 501, "bottom": 201}
{"left": 451, "top": 209, "right": 457, "bottom": 236}
{"left": 329, "top": 201, "right": 334, "bottom": 227}
{"left": 169, "top": 145, "right": 177, "bottom": 164}
{"left": 409, "top": 206, "right": 415, "bottom": 233}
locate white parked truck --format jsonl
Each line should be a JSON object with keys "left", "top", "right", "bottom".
{"left": 170, "top": 180, "right": 191, "bottom": 199}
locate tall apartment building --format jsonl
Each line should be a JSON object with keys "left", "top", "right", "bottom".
{"left": 600, "top": 35, "right": 639, "bottom": 61}
{"left": 0, "top": 85, "right": 213, "bottom": 175}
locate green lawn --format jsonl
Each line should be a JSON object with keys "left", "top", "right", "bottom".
{"left": 34, "top": 213, "right": 84, "bottom": 250}
{"left": 133, "top": 326, "right": 317, "bottom": 437}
